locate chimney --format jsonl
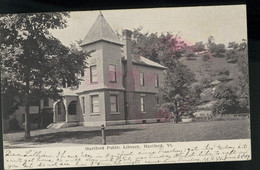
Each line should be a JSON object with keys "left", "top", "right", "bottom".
{"left": 122, "top": 29, "right": 135, "bottom": 119}
{"left": 122, "top": 29, "right": 133, "bottom": 62}
{"left": 122, "top": 29, "right": 135, "bottom": 91}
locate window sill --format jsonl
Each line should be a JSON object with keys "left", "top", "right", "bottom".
{"left": 110, "top": 112, "right": 120, "bottom": 115}
{"left": 141, "top": 112, "right": 146, "bottom": 113}
{"left": 90, "top": 113, "right": 100, "bottom": 116}
{"left": 90, "top": 82, "right": 98, "bottom": 84}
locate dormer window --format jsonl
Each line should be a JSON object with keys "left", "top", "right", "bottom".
{"left": 90, "top": 65, "right": 97, "bottom": 83}
{"left": 109, "top": 65, "right": 116, "bottom": 82}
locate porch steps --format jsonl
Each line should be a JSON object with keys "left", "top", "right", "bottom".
{"left": 47, "top": 122, "right": 79, "bottom": 129}
{"left": 47, "top": 122, "right": 66, "bottom": 129}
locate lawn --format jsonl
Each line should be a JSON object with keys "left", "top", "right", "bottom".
{"left": 3, "top": 119, "right": 250, "bottom": 148}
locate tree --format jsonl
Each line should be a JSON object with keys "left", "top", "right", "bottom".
{"left": 201, "top": 52, "right": 213, "bottom": 74}
{"left": 228, "top": 41, "right": 239, "bottom": 50}
{"left": 206, "top": 36, "right": 226, "bottom": 58}
{"left": 131, "top": 27, "right": 197, "bottom": 123}
{"left": 226, "top": 41, "right": 247, "bottom": 63}
{"left": 131, "top": 27, "right": 190, "bottom": 64}
{"left": 193, "top": 41, "right": 205, "bottom": 53}
{"left": 226, "top": 49, "right": 239, "bottom": 63}
{"left": 226, "top": 40, "right": 249, "bottom": 110}
{"left": 131, "top": 27, "right": 161, "bottom": 63}
{"left": 237, "top": 42, "right": 249, "bottom": 111}
{"left": 212, "top": 84, "right": 240, "bottom": 115}
{"left": 159, "top": 59, "right": 196, "bottom": 123}
{"left": 207, "top": 36, "right": 215, "bottom": 47}
{"left": 1, "top": 13, "right": 91, "bottom": 139}
{"left": 184, "top": 49, "right": 197, "bottom": 60}
{"left": 209, "top": 43, "right": 226, "bottom": 58}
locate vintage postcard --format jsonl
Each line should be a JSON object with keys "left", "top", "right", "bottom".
{"left": 1, "top": 5, "right": 250, "bottom": 169}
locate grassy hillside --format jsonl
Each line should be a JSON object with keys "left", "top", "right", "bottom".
{"left": 182, "top": 54, "right": 242, "bottom": 116}
{"left": 182, "top": 54, "right": 240, "bottom": 87}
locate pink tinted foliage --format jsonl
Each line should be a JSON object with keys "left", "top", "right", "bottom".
{"left": 168, "top": 36, "right": 194, "bottom": 51}
{"left": 157, "top": 107, "right": 172, "bottom": 121}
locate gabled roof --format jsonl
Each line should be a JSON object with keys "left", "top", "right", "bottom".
{"left": 132, "top": 56, "right": 167, "bottom": 69}
{"left": 61, "top": 88, "right": 78, "bottom": 96}
{"left": 80, "top": 13, "right": 123, "bottom": 47}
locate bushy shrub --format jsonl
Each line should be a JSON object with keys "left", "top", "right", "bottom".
{"left": 200, "top": 76, "right": 213, "bottom": 88}
{"left": 202, "top": 53, "right": 211, "bottom": 61}
{"left": 237, "top": 92, "right": 250, "bottom": 113}
{"left": 212, "top": 98, "right": 240, "bottom": 115}
{"left": 9, "top": 118, "right": 20, "bottom": 131}
{"left": 158, "top": 107, "right": 172, "bottom": 120}
{"left": 226, "top": 50, "right": 238, "bottom": 63}
{"left": 213, "top": 84, "right": 237, "bottom": 99}
{"left": 212, "top": 85, "right": 240, "bottom": 114}
{"left": 208, "top": 43, "right": 226, "bottom": 58}
{"left": 209, "top": 68, "right": 230, "bottom": 82}
{"left": 185, "top": 50, "right": 197, "bottom": 60}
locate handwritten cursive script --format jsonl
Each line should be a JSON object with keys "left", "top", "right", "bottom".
{"left": 4, "top": 139, "right": 251, "bottom": 169}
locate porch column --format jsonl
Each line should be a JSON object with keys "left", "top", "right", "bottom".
{"left": 52, "top": 100, "right": 58, "bottom": 123}
{"left": 64, "top": 99, "right": 69, "bottom": 123}
{"left": 53, "top": 111, "right": 56, "bottom": 123}
{"left": 65, "top": 108, "right": 69, "bottom": 123}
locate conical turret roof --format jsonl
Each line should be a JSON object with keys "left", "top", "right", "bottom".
{"left": 80, "top": 13, "right": 123, "bottom": 46}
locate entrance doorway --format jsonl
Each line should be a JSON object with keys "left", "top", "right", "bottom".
{"left": 68, "top": 101, "right": 77, "bottom": 115}
{"left": 54, "top": 101, "right": 66, "bottom": 122}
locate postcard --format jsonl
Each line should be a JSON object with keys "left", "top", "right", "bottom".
{"left": 1, "top": 5, "right": 250, "bottom": 169}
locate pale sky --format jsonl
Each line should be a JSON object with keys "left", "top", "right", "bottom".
{"left": 50, "top": 5, "right": 247, "bottom": 47}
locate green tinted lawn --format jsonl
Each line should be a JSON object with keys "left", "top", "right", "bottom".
{"left": 3, "top": 119, "right": 250, "bottom": 148}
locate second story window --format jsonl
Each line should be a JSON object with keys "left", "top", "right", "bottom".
{"left": 155, "top": 75, "right": 159, "bottom": 87}
{"left": 90, "top": 65, "right": 97, "bottom": 83}
{"left": 109, "top": 65, "right": 116, "bottom": 82}
{"left": 140, "top": 72, "right": 144, "bottom": 86}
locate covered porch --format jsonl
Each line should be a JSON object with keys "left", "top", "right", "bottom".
{"left": 48, "top": 89, "right": 81, "bottom": 129}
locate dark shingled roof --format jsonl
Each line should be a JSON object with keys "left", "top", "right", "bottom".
{"left": 132, "top": 56, "right": 167, "bottom": 69}
{"left": 80, "top": 13, "right": 123, "bottom": 46}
